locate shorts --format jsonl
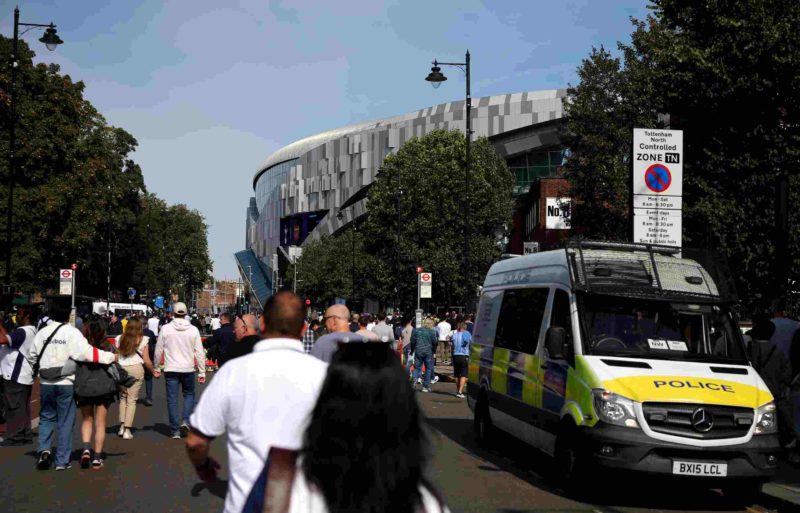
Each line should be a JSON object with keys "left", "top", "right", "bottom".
{"left": 453, "top": 355, "right": 468, "bottom": 378}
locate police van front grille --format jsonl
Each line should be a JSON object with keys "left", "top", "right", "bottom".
{"left": 642, "top": 402, "right": 753, "bottom": 440}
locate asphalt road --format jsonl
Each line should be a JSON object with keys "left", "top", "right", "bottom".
{"left": 0, "top": 372, "right": 790, "bottom": 513}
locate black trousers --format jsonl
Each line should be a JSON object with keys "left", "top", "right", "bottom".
{"left": 1, "top": 378, "right": 33, "bottom": 441}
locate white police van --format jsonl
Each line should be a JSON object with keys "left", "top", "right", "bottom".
{"left": 468, "top": 241, "right": 779, "bottom": 497}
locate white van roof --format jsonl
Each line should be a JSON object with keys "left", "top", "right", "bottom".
{"left": 484, "top": 241, "right": 724, "bottom": 301}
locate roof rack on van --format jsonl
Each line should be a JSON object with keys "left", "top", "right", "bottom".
{"left": 564, "top": 240, "right": 736, "bottom": 302}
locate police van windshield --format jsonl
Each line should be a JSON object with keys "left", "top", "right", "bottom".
{"left": 579, "top": 295, "right": 747, "bottom": 364}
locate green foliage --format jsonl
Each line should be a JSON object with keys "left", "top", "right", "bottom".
{"left": 0, "top": 36, "right": 211, "bottom": 300}
{"left": 363, "top": 129, "right": 514, "bottom": 311}
{"left": 288, "top": 229, "right": 389, "bottom": 308}
{"left": 563, "top": 0, "right": 800, "bottom": 306}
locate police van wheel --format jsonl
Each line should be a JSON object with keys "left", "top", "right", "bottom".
{"left": 555, "top": 425, "right": 586, "bottom": 494}
{"left": 473, "top": 393, "right": 492, "bottom": 447}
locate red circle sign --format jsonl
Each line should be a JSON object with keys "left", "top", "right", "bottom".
{"left": 416, "top": 266, "right": 423, "bottom": 274}
{"left": 644, "top": 164, "right": 672, "bottom": 193}
{"left": 420, "top": 273, "right": 432, "bottom": 283}
{"left": 71, "top": 263, "right": 78, "bottom": 270}
{"left": 61, "top": 270, "right": 72, "bottom": 278}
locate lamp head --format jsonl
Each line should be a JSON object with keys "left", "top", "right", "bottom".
{"left": 425, "top": 64, "right": 447, "bottom": 89}
{"left": 39, "top": 24, "right": 63, "bottom": 51}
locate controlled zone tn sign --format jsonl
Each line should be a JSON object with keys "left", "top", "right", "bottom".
{"left": 633, "top": 129, "right": 683, "bottom": 197}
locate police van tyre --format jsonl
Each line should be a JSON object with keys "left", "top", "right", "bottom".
{"left": 473, "top": 391, "right": 492, "bottom": 447}
{"left": 555, "top": 422, "right": 591, "bottom": 497}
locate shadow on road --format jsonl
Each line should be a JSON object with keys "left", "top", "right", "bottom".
{"left": 191, "top": 480, "right": 228, "bottom": 499}
{"left": 137, "top": 422, "right": 177, "bottom": 437}
{"left": 427, "top": 416, "right": 764, "bottom": 512}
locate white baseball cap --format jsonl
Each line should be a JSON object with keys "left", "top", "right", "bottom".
{"left": 173, "top": 302, "right": 188, "bottom": 315}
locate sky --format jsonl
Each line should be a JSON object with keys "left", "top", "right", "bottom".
{"left": 2, "top": 0, "right": 651, "bottom": 280}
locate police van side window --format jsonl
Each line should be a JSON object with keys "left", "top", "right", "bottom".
{"left": 494, "top": 288, "right": 549, "bottom": 354}
{"left": 550, "top": 289, "right": 574, "bottom": 349}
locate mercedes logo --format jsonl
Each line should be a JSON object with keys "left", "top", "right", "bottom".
{"left": 691, "top": 408, "right": 714, "bottom": 433}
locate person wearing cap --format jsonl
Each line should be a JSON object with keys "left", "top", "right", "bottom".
{"left": 153, "top": 302, "right": 206, "bottom": 439}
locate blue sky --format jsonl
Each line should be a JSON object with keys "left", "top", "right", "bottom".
{"left": 3, "top": 0, "right": 650, "bottom": 280}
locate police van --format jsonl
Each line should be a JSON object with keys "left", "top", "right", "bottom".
{"left": 468, "top": 241, "right": 779, "bottom": 495}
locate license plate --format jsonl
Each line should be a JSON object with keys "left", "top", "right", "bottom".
{"left": 672, "top": 460, "right": 728, "bottom": 477}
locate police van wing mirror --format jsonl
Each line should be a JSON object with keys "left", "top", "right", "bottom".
{"left": 546, "top": 326, "right": 567, "bottom": 360}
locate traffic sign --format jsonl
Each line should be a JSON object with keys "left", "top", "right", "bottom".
{"left": 59, "top": 269, "right": 73, "bottom": 296}
{"left": 633, "top": 128, "right": 683, "bottom": 249}
{"left": 416, "top": 266, "right": 423, "bottom": 274}
{"left": 71, "top": 263, "right": 78, "bottom": 271}
{"left": 127, "top": 287, "right": 136, "bottom": 299}
{"left": 154, "top": 296, "right": 164, "bottom": 309}
{"left": 420, "top": 272, "right": 433, "bottom": 284}
{"left": 644, "top": 164, "right": 672, "bottom": 193}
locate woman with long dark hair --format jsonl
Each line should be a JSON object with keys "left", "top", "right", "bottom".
{"left": 75, "top": 316, "right": 117, "bottom": 469}
{"left": 292, "top": 343, "right": 447, "bottom": 513}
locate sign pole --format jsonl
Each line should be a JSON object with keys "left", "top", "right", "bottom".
{"left": 71, "top": 270, "right": 76, "bottom": 310}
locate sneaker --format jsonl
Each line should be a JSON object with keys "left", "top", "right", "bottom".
{"left": 421, "top": 387, "right": 430, "bottom": 393}
{"left": 36, "top": 450, "right": 52, "bottom": 470}
{"left": 171, "top": 431, "right": 182, "bottom": 439}
{"left": 122, "top": 429, "right": 134, "bottom": 440}
{"left": 144, "top": 398, "right": 153, "bottom": 407}
{"left": 55, "top": 463, "right": 72, "bottom": 471}
{"left": 432, "top": 375, "right": 439, "bottom": 384}
{"left": 180, "top": 423, "right": 190, "bottom": 437}
{"left": 416, "top": 377, "right": 422, "bottom": 384}
{"left": 80, "top": 450, "right": 92, "bottom": 469}
{"left": 456, "top": 393, "right": 466, "bottom": 399}
{"left": 91, "top": 455, "right": 104, "bottom": 470}
{"left": 118, "top": 425, "right": 125, "bottom": 437}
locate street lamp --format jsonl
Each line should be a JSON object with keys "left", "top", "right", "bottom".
{"left": 337, "top": 209, "right": 357, "bottom": 309}
{"left": 425, "top": 50, "right": 472, "bottom": 311}
{"left": 4, "top": 7, "right": 63, "bottom": 301}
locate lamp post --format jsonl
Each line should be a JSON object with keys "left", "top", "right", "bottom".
{"left": 425, "top": 50, "right": 471, "bottom": 312}
{"left": 4, "top": 7, "right": 63, "bottom": 302}
{"left": 336, "top": 209, "right": 357, "bottom": 309}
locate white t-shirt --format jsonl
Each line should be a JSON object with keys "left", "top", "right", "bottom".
{"left": 210, "top": 317, "right": 222, "bottom": 331}
{"left": 147, "top": 317, "right": 161, "bottom": 336}
{"left": 436, "top": 321, "right": 452, "bottom": 342}
{"left": 190, "top": 338, "right": 328, "bottom": 513}
{"left": 114, "top": 335, "right": 149, "bottom": 366}
{"left": 1, "top": 325, "right": 37, "bottom": 385}
{"left": 288, "top": 466, "right": 449, "bottom": 513}
{"left": 27, "top": 322, "right": 115, "bottom": 385}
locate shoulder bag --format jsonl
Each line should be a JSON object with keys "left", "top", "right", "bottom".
{"left": 34, "top": 324, "right": 66, "bottom": 380}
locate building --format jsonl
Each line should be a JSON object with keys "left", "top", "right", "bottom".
{"left": 238, "top": 89, "right": 570, "bottom": 307}
{"left": 195, "top": 280, "right": 238, "bottom": 314}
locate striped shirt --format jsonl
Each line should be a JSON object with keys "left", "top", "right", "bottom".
{"left": 302, "top": 329, "right": 316, "bottom": 354}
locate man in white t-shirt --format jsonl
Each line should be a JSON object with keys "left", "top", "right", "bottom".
{"left": 147, "top": 313, "right": 161, "bottom": 336}
{"left": 187, "top": 292, "right": 328, "bottom": 513}
{"left": 436, "top": 316, "right": 453, "bottom": 366}
{"left": 209, "top": 314, "right": 222, "bottom": 332}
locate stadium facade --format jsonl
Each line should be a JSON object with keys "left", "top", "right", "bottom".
{"left": 237, "top": 89, "right": 568, "bottom": 308}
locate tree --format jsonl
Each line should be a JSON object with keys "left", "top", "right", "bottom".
{"left": 0, "top": 36, "right": 212, "bottom": 302}
{"left": 363, "top": 129, "right": 514, "bottom": 311}
{"left": 288, "top": 229, "right": 389, "bottom": 308}
{"left": 563, "top": 0, "right": 800, "bottom": 309}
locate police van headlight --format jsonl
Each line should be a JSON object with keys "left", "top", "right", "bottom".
{"left": 754, "top": 402, "right": 777, "bottom": 435}
{"left": 592, "top": 389, "right": 639, "bottom": 428}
